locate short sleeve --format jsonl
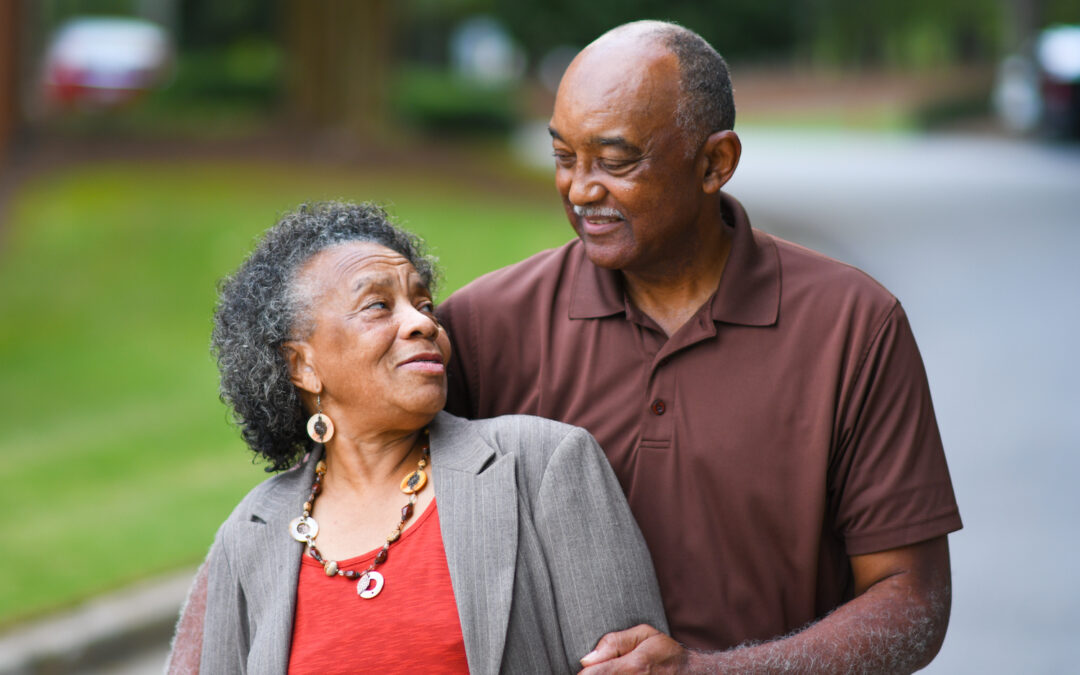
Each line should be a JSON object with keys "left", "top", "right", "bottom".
{"left": 831, "top": 302, "right": 962, "bottom": 555}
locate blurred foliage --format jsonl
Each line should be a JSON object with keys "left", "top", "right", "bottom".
{"left": 808, "top": 0, "right": 1003, "bottom": 66}
{"left": 1046, "top": 0, "right": 1080, "bottom": 23}
{"left": 163, "top": 40, "right": 282, "bottom": 105}
{"left": 391, "top": 65, "right": 520, "bottom": 133}
{"left": 486, "top": 0, "right": 1011, "bottom": 67}
{"left": 176, "top": 0, "right": 280, "bottom": 49}
{"left": 490, "top": 0, "right": 805, "bottom": 64}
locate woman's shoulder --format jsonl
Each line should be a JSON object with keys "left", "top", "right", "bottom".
{"left": 435, "top": 410, "right": 590, "bottom": 454}
{"left": 216, "top": 454, "right": 314, "bottom": 534}
{"left": 431, "top": 411, "right": 604, "bottom": 488}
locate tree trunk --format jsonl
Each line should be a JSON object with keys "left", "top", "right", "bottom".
{"left": 283, "top": 0, "right": 392, "bottom": 135}
{"left": 0, "top": 0, "right": 23, "bottom": 161}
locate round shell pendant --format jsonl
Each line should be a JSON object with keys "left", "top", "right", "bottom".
{"left": 400, "top": 468, "right": 428, "bottom": 494}
{"left": 289, "top": 516, "right": 319, "bottom": 542}
{"left": 357, "top": 570, "right": 384, "bottom": 599}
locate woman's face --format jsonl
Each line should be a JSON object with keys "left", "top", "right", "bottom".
{"left": 294, "top": 241, "right": 451, "bottom": 433}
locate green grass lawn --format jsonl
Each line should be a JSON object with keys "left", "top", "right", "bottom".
{"left": 0, "top": 155, "right": 569, "bottom": 626}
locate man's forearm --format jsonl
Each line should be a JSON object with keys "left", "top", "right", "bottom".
{"left": 688, "top": 576, "right": 950, "bottom": 674}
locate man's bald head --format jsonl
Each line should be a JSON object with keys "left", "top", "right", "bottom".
{"left": 579, "top": 21, "right": 735, "bottom": 146}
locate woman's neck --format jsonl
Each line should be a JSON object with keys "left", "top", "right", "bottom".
{"left": 322, "top": 427, "right": 425, "bottom": 491}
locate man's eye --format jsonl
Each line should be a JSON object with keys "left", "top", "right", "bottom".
{"left": 364, "top": 301, "right": 389, "bottom": 310}
{"left": 599, "top": 158, "right": 634, "bottom": 171}
{"left": 553, "top": 152, "right": 575, "bottom": 167}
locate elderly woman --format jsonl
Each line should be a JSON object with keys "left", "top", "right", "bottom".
{"left": 166, "top": 202, "right": 666, "bottom": 674}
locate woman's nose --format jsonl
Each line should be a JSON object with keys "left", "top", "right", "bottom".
{"left": 401, "top": 305, "right": 440, "bottom": 338}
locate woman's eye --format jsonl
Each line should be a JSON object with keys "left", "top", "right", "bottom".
{"left": 364, "top": 301, "right": 389, "bottom": 311}
{"left": 419, "top": 301, "right": 435, "bottom": 313}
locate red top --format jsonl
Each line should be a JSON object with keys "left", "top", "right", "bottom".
{"left": 288, "top": 500, "right": 470, "bottom": 674}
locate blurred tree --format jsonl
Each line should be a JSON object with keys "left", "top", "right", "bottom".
{"left": 177, "top": 0, "right": 275, "bottom": 48}
{"left": 0, "top": 0, "right": 22, "bottom": 161}
{"left": 487, "top": 0, "right": 1010, "bottom": 68}
{"left": 810, "top": 0, "right": 1003, "bottom": 67}
{"left": 492, "top": 0, "right": 804, "bottom": 64}
{"left": 283, "top": 0, "right": 392, "bottom": 133}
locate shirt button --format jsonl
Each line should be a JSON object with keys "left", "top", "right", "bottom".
{"left": 650, "top": 399, "right": 666, "bottom": 415}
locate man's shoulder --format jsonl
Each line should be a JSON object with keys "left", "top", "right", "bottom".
{"left": 444, "top": 239, "right": 581, "bottom": 306}
{"left": 763, "top": 229, "right": 898, "bottom": 315}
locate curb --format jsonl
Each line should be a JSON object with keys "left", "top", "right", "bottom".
{"left": 0, "top": 569, "right": 194, "bottom": 675}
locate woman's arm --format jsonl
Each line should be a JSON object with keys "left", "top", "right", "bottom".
{"left": 532, "top": 426, "right": 669, "bottom": 670}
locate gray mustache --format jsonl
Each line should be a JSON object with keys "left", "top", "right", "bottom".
{"left": 573, "top": 205, "right": 625, "bottom": 219}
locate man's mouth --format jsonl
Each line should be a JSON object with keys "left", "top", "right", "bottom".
{"left": 573, "top": 205, "right": 625, "bottom": 234}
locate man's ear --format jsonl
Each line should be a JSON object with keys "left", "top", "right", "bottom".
{"left": 282, "top": 340, "right": 321, "bottom": 395}
{"left": 701, "top": 130, "right": 741, "bottom": 194}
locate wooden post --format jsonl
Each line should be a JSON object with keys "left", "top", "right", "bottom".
{"left": 0, "top": 0, "right": 23, "bottom": 162}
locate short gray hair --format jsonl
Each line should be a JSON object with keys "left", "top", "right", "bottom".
{"left": 604, "top": 21, "right": 736, "bottom": 143}
{"left": 211, "top": 201, "right": 438, "bottom": 471}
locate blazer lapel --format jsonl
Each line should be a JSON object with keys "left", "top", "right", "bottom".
{"left": 430, "top": 412, "right": 518, "bottom": 675}
{"left": 239, "top": 448, "right": 319, "bottom": 673}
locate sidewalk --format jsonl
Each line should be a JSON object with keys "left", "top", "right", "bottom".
{"left": 0, "top": 569, "right": 193, "bottom": 675}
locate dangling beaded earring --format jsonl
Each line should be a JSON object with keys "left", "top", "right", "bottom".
{"left": 306, "top": 394, "right": 334, "bottom": 443}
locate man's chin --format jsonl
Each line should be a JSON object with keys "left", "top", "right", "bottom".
{"left": 579, "top": 236, "right": 633, "bottom": 270}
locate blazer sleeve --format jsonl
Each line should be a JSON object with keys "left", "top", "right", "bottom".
{"left": 180, "top": 526, "right": 249, "bottom": 674}
{"left": 533, "top": 426, "right": 669, "bottom": 669}
{"left": 165, "top": 560, "right": 208, "bottom": 674}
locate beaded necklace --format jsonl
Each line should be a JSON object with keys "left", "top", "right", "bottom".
{"left": 288, "top": 429, "right": 431, "bottom": 599}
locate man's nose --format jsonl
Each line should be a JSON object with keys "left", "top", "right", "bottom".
{"left": 568, "top": 166, "right": 605, "bottom": 205}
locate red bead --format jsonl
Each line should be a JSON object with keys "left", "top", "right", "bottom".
{"left": 311, "top": 482, "right": 321, "bottom": 494}
{"left": 375, "top": 547, "right": 388, "bottom": 564}
{"left": 343, "top": 569, "right": 359, "bottom": 579}
{"left": 309, "top": 548, "right": 323, "bottom": 563}
{"left": 401, "top": 503, "right": 414, "bottom": 520}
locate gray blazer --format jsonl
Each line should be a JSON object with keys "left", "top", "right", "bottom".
{"left": 172, "top": 412, "right": 667, "bottom": 674}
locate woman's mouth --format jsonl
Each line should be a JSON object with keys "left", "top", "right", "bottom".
{"left": 398, "top": 352, "right": 446, "bottom": 374}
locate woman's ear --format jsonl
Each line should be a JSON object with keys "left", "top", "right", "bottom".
{"left": 701, "top": 130, "right": 742, "bottom": 194}
{"left": 282, "top": 340, "right": 321, "bottom": 395}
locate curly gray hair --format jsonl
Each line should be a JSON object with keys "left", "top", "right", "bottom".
{"left": 212, "top": 201, "right": 438, "bottom": 471}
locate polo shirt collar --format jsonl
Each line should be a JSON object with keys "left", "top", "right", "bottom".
{"left": 568, "top": 192, "right": 780, "bottom": 327}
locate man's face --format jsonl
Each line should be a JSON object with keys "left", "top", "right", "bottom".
{"left": 548, "top": 43, "right": 705, "bottom": 273}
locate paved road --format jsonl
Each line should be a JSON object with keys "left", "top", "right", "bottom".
{"left": 729, "top": 128, "right": 1080, "bottom": 673}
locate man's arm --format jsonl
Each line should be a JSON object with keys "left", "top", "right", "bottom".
{"left": 579, "top": 535, "right": 952, "bottom": 674}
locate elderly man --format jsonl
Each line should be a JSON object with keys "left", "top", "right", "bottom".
{"left": 438, "top": 20, "right": 961, "bottom": 673}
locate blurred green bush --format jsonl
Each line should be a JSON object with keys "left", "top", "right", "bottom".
{"left": 391, "top": 65, "right": 521, "bottom": 134}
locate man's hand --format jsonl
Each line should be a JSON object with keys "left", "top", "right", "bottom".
{"left": 579, "top": 537, "right": 952, "bottom": 674}
{"left": 579, "top": 624, "right": 693, "bottom": 674}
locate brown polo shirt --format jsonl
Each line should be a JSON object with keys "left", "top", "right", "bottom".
{"left": 437, "top": 193, "right": 961, "bottom": 650}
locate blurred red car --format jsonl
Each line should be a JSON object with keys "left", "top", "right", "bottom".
{"left": 41, "top": 17, "right": 172, "bottom": 109}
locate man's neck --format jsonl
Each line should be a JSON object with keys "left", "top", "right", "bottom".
{"left": 622, "top": 226, "right": 733, "bottom": 337}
